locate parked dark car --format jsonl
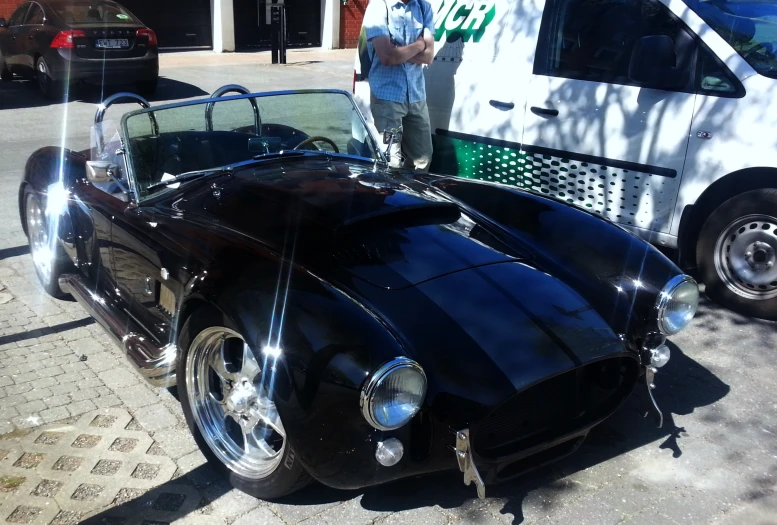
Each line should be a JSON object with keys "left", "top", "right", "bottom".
{"left": 18, "top": 87, "right": 699, "bottom": 499}
{"left": 0, "top": 0, "right": 158, "bottom": 99}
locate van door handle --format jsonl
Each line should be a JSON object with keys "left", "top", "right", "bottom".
{"left": 531, "top": 106, "right": 559, "bottom": 117}
{"left": 489, "top": 100, "right": 515, "bottom": 110}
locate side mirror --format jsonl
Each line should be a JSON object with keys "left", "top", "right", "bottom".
{"left": 86, "top": 160, "right": 119, "bottom": 184}
{"left": 0, "top": 18, "right": 6, "bottom": 28}
{"left": 628, "top": 35, "right": 689, "bottom": 90}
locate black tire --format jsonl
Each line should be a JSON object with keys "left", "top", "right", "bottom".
{"left": 36, "top": 57, "right": 64, "bottom": 101}
{"left": 177, "top": 306, "right": 311, "bottom": 499}
{"left": 136, "top": 78, "right": 158, "bottom": 97}
{"left": 0, "top": 57, "right": 11, "bottom": 82}
{"left": 696, "top": 188, "right": 777, "bottom": 320}
{"left": 22, "top": 185, "right": 71, "bottom": 298}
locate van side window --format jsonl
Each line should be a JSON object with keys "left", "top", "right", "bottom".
{"left": 537, "top": 0, "right": 694, "bottom": 90}
{"left": 697, "top": 45, "right": 743, "bottom": 97}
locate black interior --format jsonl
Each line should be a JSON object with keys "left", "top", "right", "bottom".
{"left": 128, "top": 124, "right": 309, "bottom": 196}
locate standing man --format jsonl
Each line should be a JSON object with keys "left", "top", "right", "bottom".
{"left": 363, "top": 0, "right": 435, "bottom": 171}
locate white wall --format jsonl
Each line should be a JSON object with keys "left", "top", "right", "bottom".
{"left": 321, "top": 0, "right": 341, "bottom": 49}
{"left": 211, "top": 0, "right": 235, "bottom": 52}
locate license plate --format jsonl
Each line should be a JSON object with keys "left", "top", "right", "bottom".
{"left": 95, "top": 38, "right": 129, "bottom": 49}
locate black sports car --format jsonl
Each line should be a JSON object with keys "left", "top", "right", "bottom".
{"left": 0, "top": 0, "right": 158, "bottom": 99}
{"left": 18, "top": 86, "right": 699, "bottom": 499}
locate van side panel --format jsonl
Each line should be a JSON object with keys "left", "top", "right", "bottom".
{"left": 427, "top": 0, "right": 546, "bottom": 176}
{"left": 674, "top": 73, "right": 777, "bottom": 237}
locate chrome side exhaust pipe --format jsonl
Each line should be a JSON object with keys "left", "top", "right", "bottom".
{"left": 59, "top": 275, "right": 177, "bottom": 388}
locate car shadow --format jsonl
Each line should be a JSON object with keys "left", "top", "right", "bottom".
{"left": 0, "top": 76, "right": 207, "bottom": 109}
{"left": 79, "top": 346, "right": 729, "bottom": 524}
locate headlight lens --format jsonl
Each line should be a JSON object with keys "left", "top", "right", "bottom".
{"left": 361, "top": 358, "right": 427, "bottom": 431}
{"left": 656, "top": 275, "right": 699, "bottom": 334}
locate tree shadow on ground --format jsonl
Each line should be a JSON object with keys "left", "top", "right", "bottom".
{"left": 80, "top": 346, "right": 729, "bottom": 525}
{"left": 0, "top": 77, "right": 207, "bottom": 110}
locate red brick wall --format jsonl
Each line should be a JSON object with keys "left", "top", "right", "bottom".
{"left": 0, "top": 0, "right": 23, "bottom": 20}
{"left": 341, "top": 0, "right": 367, "bottom": 49}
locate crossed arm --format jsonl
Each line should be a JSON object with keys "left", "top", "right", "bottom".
{"left": 371, "top": 29, "right": 434, "bottom": 67}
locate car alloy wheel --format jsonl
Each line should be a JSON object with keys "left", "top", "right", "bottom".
{"left": 25, "top": 192, "right": 53, "bottom": 286}
{"left": 36, "top": 57, "right": 50, "bottom": 96}
{"left": 185, "top": 326, "right": 286, "bottom": 480}
{"left": 714, "top": 214, "right": 777, "bottom": 300}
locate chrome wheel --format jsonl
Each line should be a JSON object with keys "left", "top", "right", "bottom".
{"left": 714, "top": 214, "right": 777, "bottom": 300}
{"left": 25, "top": 192, "right": 52, "bottom": 285}
{"left": 185, "top": 327, "right": 285, "bottom": 479}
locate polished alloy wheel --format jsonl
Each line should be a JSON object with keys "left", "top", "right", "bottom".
{"left": 714, "top": 214, "right": 777, "bottom": 300}
{"left": 25, "top": 193, "right": 52, "bottom": 284}
{"left": 185, "top": 327, "right": 285, "bottom": 479}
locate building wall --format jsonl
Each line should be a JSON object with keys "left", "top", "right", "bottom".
{"left": 0, "top": 0, "right": 23, "bottom": 20}
{"left": 340, "top": 0, "right": 367, "bottom": 49}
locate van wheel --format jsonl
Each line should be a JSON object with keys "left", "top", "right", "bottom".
{"left": 696, "top": 189, "right": 777, "bottom": 320}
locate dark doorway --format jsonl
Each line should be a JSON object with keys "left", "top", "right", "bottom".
{"left": 234, "top": 0, "right": 321, "bottom": 49}
{"left": 122, "top": 0, "right": 213, "bottom": 49}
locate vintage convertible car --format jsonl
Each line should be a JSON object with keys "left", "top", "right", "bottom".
{"left": 18, "top": 86, "right": 699, "bottom": 499}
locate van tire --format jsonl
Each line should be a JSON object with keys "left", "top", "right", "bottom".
{"left": 696, "top": 189, "right": 777, "bottom": 321}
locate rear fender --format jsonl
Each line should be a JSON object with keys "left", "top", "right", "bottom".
{"left": 20, "top": 147, "right": 86, "bottom": 259}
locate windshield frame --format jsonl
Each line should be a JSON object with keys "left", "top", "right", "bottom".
{"left": 119, "top": 89, "right": 387, "bottom": 202}
{"left": 684, "top": 0, "right": 777, "bottom": 79}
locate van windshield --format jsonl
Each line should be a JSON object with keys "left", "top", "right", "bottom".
{"left": 685, "top": 0, "right": 777, "bottom": 78}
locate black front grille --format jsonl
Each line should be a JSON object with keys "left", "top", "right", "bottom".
{"left": 473, "top": 357, "right": 638, "bottom": 458}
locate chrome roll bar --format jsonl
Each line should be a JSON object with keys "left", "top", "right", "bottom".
{"left": 205, "top": 84, "right": 262, "bottom": 135}
{"left": 94, "top": 92, "right": 159, "bottom": 154}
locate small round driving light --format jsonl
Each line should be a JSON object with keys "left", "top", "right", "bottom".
{"left": 650, "top": 344, "right": 671, "bottom": 368}
{"left": 375, "top": 438, "right": 404, "bottom": 467}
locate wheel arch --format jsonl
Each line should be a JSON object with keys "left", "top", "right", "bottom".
{"left": 677, "top": 167, "right": 777, "bottom": 270}
{"left": 175, "top": 258, "right": 411, "bottom": 480}
{"left": 19, "top": 146, "right": 84, "bottom": 241}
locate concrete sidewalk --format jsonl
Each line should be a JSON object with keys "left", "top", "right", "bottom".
{"left": 159, "top": 48, "right": 356, "bottom": 69}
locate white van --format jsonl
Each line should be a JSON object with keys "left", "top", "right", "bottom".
{"left": 354, "top": 0, "right": 777, "bottom": 320}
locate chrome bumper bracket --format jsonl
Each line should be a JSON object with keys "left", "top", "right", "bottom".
{"left": 644, "top": 366, "right": 663, "bottom": 428}
{"left": 455, "top": 429, "right": 486, "bottom": 499}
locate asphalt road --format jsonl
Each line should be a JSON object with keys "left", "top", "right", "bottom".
{"left": 0, "top": 50, "right": 775, "bottom": 525}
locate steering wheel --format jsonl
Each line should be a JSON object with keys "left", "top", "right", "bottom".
{"left": 293, "top": 136, "right": 339, "bottom": 153}
{"left": 742, "top": 42, "right": 770, "bottom": 62}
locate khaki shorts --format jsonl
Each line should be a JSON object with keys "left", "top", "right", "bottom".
{"left": 370, "top": 94, "right": 433, "bottom": 171}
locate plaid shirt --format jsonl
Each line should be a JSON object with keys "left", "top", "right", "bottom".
{"left": 363, "top": 0, "right": 434, "bottom": 104}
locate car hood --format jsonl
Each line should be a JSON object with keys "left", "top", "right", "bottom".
{"left": 168, "top": 159, "right": 527, "bottom": 289}
{"left": 352, "top": 260, "right": 636, "bottom": 415}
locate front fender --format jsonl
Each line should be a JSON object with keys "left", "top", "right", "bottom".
{"left": 181, "top": 258, "right": 417, "bottom": 488}
{"left": 432, "top": 177, "right": 685, "bottom": 348}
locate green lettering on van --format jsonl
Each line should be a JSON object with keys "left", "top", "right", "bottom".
{"left": 434, "top": 0, "right": 496, "bottom": 43}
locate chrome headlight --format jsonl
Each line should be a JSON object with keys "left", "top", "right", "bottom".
{"left": 656, "top": 275, "right": 699, "bottom": 334}
{"left": 360, "top": 357, "right": 427, "bottom": 431}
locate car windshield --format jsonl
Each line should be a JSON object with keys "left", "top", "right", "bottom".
{"left": 121, "top": 91, "right": 381, "bottom": 199}
{"left": 51, "top": 2, "right": 139, "bottom": 24}
{"left": 685, "top": 0, "right": 777, "bottom": 78}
